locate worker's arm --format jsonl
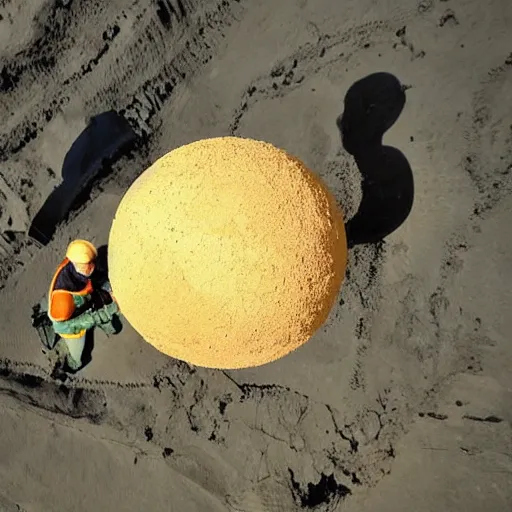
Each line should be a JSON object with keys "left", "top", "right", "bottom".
{"left": 52, "top": 301, "right": 119, "bottom": 336}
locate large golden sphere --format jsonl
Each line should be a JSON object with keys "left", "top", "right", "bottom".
{"left": 108, "top": 137, "right": 347, "bottom": 369}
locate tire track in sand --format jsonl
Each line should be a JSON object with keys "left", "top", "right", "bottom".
{"left": 0, "top": 0, "right": 245, "bottom": 287}
{"left": 0, "top": 0, "right": 244, "bottom": 160}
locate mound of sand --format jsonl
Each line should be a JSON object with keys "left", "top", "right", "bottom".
{"left": 108, "top": 137, "right": 347, "bottom": 368}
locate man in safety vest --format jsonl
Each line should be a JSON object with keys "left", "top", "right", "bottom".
{"left": 48, "top": 239, "right": 120, "bottom": 371}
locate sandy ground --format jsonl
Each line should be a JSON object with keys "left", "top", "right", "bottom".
{"left": 1, "top": 0, "right": 511, "bottom": 510}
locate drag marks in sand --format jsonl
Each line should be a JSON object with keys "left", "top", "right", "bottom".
{"left": 229, "top": 19, "right": 412, "bottom": 135}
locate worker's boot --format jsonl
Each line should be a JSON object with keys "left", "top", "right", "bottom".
{"left": 52, "top": 339, "right": 81, "bottom": 372}
{"left": 65, "top": 353, "right": 82, "bottom": 372}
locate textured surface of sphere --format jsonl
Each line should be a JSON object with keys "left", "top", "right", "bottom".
{"left": 108, "top": 137, "right": 347, "bottom": 369}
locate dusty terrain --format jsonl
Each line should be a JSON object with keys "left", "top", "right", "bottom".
{"left": 0, "top": 0, "right": 511, "bottom": 510}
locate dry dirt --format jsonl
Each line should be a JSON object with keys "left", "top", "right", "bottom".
{"left": 0, "top": 0, "right": 511, "bottom": 511}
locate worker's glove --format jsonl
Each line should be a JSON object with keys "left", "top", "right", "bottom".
{"left": 52, "top": 301, "right": 119, "bottom": 336}
{"left": 104, "top": 300, "right": 119, "bottom": 316}
{"left": 90, "top": 300, "right": 119, "bottom": 325}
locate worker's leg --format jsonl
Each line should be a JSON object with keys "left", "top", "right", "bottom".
{"left": 61, "top": 333, "right": 87, "bottom": 370}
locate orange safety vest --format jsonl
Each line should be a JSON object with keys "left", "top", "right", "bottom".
{"left": 48, "top": 257, "right": 94, "bottom": 339}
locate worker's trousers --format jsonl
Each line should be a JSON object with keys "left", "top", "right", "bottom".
{"left": 62, "top": 333, "right": 86, "bottom": 370}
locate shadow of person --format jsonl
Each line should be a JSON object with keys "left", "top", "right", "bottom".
{"left": 28, "top": 110, "right": 136, "bottom": 246}
{"left": 337, "top": 72, "right": 414, "bottom": 247}
{"left": 80, "top": 329, "right": 95, "bottom": 369}
{"left": 92, "top": 244, "right": 109, "bottom": 287}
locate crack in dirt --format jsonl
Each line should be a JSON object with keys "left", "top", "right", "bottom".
{"left": 463, "top": 415, "right": 503, "bottom": 424}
